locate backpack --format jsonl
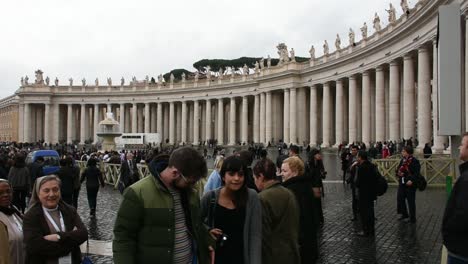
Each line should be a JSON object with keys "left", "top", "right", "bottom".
{"left": 374, "top": 165, "right": 388, "bottom": 196}
{"left": 415, "top": 174, "right": 427, "bottom": 191}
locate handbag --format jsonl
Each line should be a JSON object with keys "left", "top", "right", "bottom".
{"left": 82, "top": 240, "right": 93, "bottom": 264}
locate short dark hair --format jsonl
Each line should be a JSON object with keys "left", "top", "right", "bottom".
{"left": 351, "top": 145, "right": 359, "bottom": 150}
{"left": 168, "top": 147, "right": 207, "bottom": 180}
{"left": 253, "top": 158, "right": 277, "bottom": 180}
{"left": 289, "top": 145, "right": 299, "bottom": 155}
{"left": 220, "top": 155, "right": 246, "bottom": 180}
{"left": 87, "top": 158, "right": 97, "bottom": 167}
{"left": 403, "top": 145, "right": 414, "bottom": 155}
{"left": 357, "top": 150, "right": 368, "bottom": 160}
{"left": 238, "top": 150, "right": 254, "bottom": 166}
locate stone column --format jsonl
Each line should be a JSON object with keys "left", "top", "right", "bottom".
{"left": 181, "top": 101, "right": 187, "bottom": 144}
{"left": 253, "top": 94, "right": 260, "bottom": 143}
{"left": 67, "top": 104, "right": 73, "bottom": 144}
{"left": 403, "top": 54, "right": 415, "bottom": 139}
{"left": 375, "top": 66, "right": 385, "bottom": 142}
{"left": 389, "top": 61, "right": 401, "bottom": 141}
{"left": 321, "top": 83, "right": 331, "bottom": 147}
{"left": 229, "top": 97, "right": 236, "bottom": 145}
{"left": 93, "top": 104, "right": 99, "bottom": 143}
{"left": 157, "top": 103, "right": 163, "bottom": 135}
{"left": 80, "top": 104, "right": 86, "bottom": 144}
{"left": 132, "top": 103, "right": 137, "bottom": 133}
{"left": 265, "top": 92, "right": 272, "bottom": 144}
{"left": 362, "top": 71, "right": 371, "bottom": 146}
{"left": 44, "top": 103, "right": 51, "bottom": 144}
{"left": 242, "top": 96, "right": 248, "bottom": 144}
{"left": 205, "top": 100, "right": 212, "bottom": 142}
{"left": 417, "top": 46, "right": 432, "bottom": 149}
{"left": 349, "top": 76, "right": 357, "bottom": 143}
{"left": 283, "top": 89, "right": 290, "bottom": 144}
{"left": 334, "top": 80, "right": 344, "bottom": 147}
{"left": 194, "top": 100, "right": 200, "bottom": 145}
{"left": 144, "top": 103, "right": 151, "bottom": 133}
{"left": 310, "top": 85, "right": 318, "bottom": 146}
{"left": 217, "top": 99, "right": 224, "bottom": 145}
{"left": 137, "top": 106, "right": 144, "bottom": 133}
{"left": 260, "top": 93, "right": 266, "bottom": 144}
{"left": 466, "top": 16, "right": 468, "bottom": 131}
{"left": 289, "top": 88, "right": 297, "bottom": 145}
{"left": 18, "top": 104, "right": 24, "bottom": 142}
{"left": 23, "top": 103, "right": 30, "bottom": 143}
{"left": 169, "top": 102, "right": 175, "bottom": 144}
{"left": 432, "top": 39, "right": 445, "bottom": 151}
{"left": 119, "top": 104, "right": 125, "bottom": 133}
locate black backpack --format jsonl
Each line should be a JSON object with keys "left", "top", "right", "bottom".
{"left": 415, "top": 174, "right": 427, "bottom": 191}
{"left": 374, "top": 165, "right": 388, "bottom": 196}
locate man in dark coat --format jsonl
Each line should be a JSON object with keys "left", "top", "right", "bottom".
{"left": 119, "top": 152, "right": 139, "bottom": 194}
{"left": 355, "top": 151, "right": 377, "bottom": 237}
{"left": 442, "top": 133, "right": 468, "bottom": 263}
{"left": 346, "top": 145, "right": 360, "bottom": 221}
{"left": 28, "top": 156, "right": 44, "bottom": 184}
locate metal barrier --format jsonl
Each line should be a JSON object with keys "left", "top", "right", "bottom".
{"left": 373, "top": 157, "right": 457, "bottom": 186}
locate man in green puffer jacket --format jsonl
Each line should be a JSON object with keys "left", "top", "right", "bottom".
{"left": 113, "top": 147, "right": 214, "bottom": 264}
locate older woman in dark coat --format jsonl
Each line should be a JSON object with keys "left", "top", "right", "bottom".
{"left": 23, "top": 175, "right": 88, "bottom": 264}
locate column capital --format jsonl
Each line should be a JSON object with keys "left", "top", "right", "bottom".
{"left": 418, "top": 46, "right": 429, "bottom": 53}
{"left": 389, "top": 60, "right": 399, "bottom": 66}
{"left": 349, "top": 75, "right": 357, "bottom": 81}
{"left": 376, "top": 65, "right": 384, "bottom": 72}
{"left": 362, "top": 70, "right": 371, "bottom": 76}
{"left": 403, "top": 54, "right": 413, "bottom": 60}
{"left": 335, "top": 79, "right": 343, "bottom": 84}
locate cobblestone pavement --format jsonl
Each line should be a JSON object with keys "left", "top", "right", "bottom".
{"left": 76, "top": 152, "right": 447, "bottom": 264}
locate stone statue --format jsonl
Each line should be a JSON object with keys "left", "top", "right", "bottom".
{"left": 35, "top": 69, "right": 44, "bottom": 84}
{"left": 373, "top": 13, "right": 381, "bottom": 32}
{"left": 107, "top": 77, "right": 112, "bottom": 86}
{"left": 24, "top": 76, "right": 29, "bottom": 85}
{"left": 290, "top": 48, "right": 296, "bottom": 62}
{"left": 254, "top": 61, "right": 259, "bottom": 73}
{"left": 267, "top": 55, "right": 271, "bottom": 68}
{"left": 386, "top": 3, "right": 397, "bottom": 24}
{"left": 95, "top": 78, "right": 99, "bottom": 86}
{"left": 260, "top": 58, "right": 265, "bottom": 69}
{"left": 309, "top": 45, "right": 315, "bottom": 59}
{"left": 170, "top": 73, "right": 175, "bottom": 83}
{"left": 20, "top": 77, "right": 24, "bottom": 86}
{"left": 231, "top": 66, "right": 236, "bottom": 77}
{"left": 349, "top": 28, "right": 355, "bottom": 45}
{"left": 206, "top": 66, "right": 211, "bottom": 79}
{"left": 335, "top": 34, "right": 341, "bottom": 50}
{"left": 69, "top": 78, "right": 73, "bottom": 86}
{"left": 401, "top": 0, "right": 410, "bottom": 14}
{"left": 181, "top": 72, "right": 186, "bottom": 82}
{"left": 45, "top": 76, "right": 50, "bottom": 86}
{"left": 194, "top": 72, "right": 199, "bottom": 82}
{"left": 54, "top": 77, "right": 59, "bottom": 86}
{"left": 81, "top": 78, "right": 86, "bottom": 86}
{"left": 218, "top": 67, "right": 223, "bottom": 79}
{"left": 243, "top": 64, "right": 249, "bottom": 75}
{"left": 121, "top": 77, "right": 125, "bottom": 86}
{"left": 323, "top": 40, "right": 329, "bottom": 55}
{"left": 145, "top": 75, "right": 149, "bottom": 84}
{"left": 276, "top": 43, "right": 289, "bottom": 64}
{"left": 132, "top": 76, "right": 137, "bottom": 84}
{"left": 361, "top": 22, "right": 368, "bottom": 39}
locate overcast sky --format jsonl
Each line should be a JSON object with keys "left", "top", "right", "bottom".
{"left": 0, "top": 0, "right": 412, "bottom": 98}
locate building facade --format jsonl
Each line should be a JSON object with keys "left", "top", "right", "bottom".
{"left": 2, "top": 0, "right": 467, "bottom": 151}
{"left": 0, "top": 95, "right": 19, "bottom": 142}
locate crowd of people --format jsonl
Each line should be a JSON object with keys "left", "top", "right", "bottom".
{"left": 0, "top": 132, "right": 467, "bottom": 264}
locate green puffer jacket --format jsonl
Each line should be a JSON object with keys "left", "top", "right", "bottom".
{"left": 113, "top": 160, "right": 213, "bottom": 264}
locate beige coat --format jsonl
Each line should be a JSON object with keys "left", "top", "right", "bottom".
{"left": 0, "top": 222, "right": 9, "bottom": 264}
{"left": 0, "top": 212, "right": 24, "bottom": 264}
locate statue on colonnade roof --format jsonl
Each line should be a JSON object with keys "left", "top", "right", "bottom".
{"left": 401, "top": 0, "right": 410, "bottom": 14}
{"left": 335, "top": 34, "right": 341, "bottom": 50}
{"left": 361, "top": 22, "right": 368, "bottom": 39}
{"left": 323, "top": 40, "right": 329, "bottom": 55}
{"left": 373, "top": 12, "right": 381, "bottom": 32}
{"left": 107, "top": 77, "right": 112, "bottom": 86}
{"left": 45, "top": 76, "right": 50, "bottom": 86}
{"left": 181, "top": 72, "right": 186, "bottom": 82}
{"left": 349, "top": 28, "right": 355, "bottom": 45}
{"left": 259, "top": 58, "right": 265, "bottom": 69}
{"left": 24, "top": 76, "right": 29, "bottom": 85}
{"left": 54, "top": 77, "right": 59, "bottom": 86}
{"left": 276, "top": 43, "right": 289, "bottom": 64}
{"left": 69, "top": 77, "right": 73, "bottom": 86}
{"left": 267, "top": 55, "right": 271, "bottom": 68}
{"left": 35, "top": 69, "right": 44, "bottom": 85}
{"left": 309, "top": 45, "right": 315, "bottom": 59}
{"left": 386, "top": 3, "right": 397, "bottom": 24}
{"left": 20, "top": 77, "right": 24, "bottom": 86}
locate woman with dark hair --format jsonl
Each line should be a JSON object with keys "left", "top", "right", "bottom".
{"left": 201, "top": 155, "right": 262, "bottom": 264}
{"left": 80, "top": 158, "right": 105, "bottom": 215}
{"left": 0, "top": 179, "right": 25, "bottom": 264}
{"left": 253, "top": 158, "right": 300, "bottom": 264}
{"left": 23, "top": 175, "right": 88, "bottom": 264}
{"left": 7, "top": 154, "right": 30, "bottom": 213}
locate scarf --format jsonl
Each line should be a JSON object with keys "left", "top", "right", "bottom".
{"left": 398, "top": 155, "right": 414, "bottom": 177}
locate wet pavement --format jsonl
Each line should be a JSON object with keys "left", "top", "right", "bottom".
{"left": 76, "top": 150, "right": 446, "bottom": 264}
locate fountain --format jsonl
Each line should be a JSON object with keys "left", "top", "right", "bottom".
{"left": 96, "top": 112, "right": 122, "bottom": 151}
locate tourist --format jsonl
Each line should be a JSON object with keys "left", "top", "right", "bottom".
{"left": 396, "top": 145, "right": 420, "bottom": 223}
{"left": 340, "top": 147, "right": 350, "bottom": 184}
{"left": 354, "top": 151, "right": 377, "bottom": 237}
{"left": 80, "top": 158, "right": 105, "bottom": 216}
{"left": 346, "top": 145, "right": 360, "bottom": 221}
{"left": 281, "top": 156, "right": 319, "bottom": 264}
{"left": 201, "top": 155, "right": 262, "bottom": 264}
{"left": 423, "top": 143, "right": 432, "bottom": 159}
{"left": 307, "top": 148, "right": 327, "bottom": 224}
{"left": 57, "top": 157, "right": 77, "bottom": 206}
{"left": 0, "top": 179, "right": 24, "bottom": 264}
{"left": 253, "top": 158, "right": 300, "bottom": 264}
{"left": 238, "top": 150, "right": 258, "bottom": 192}
{"left": 118, "top": 152, "right": 138, "bottom": 194}
{"left": 7, "top": 153, "right": 30, "bottom": 213}
{"left": 23, "top": 175, "right": 88, "bottom": 263}
{"left": 442, "top": 132, "right": 468, "bottom": 264}
{"left": 204, "top": 156, "right": 224, "bottom": 194}
{"left": 71, "top": 155, "right": 81, "bottom": 208}
{"left": 28, "top": 156, "right": 44, "bottom": 185}
{"left": 113, "top": 147, "right": 212, "bottom": 264}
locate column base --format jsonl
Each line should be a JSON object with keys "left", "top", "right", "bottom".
{"left": 431, "top": 145, "right": 445, "bottom": 154}
{"left": 332, "top": 143, "right": 341, "bottom": 148}
{"left": 321, "top": 142, "right": 330, "bottom": 148}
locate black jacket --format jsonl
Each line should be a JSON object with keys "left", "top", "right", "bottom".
{"left": 120, "top": 159, "right": 139, "bottom": 186}
{"left": 355, "top": 161, "right": 377, "bottom": 201}
{"left": 23, "top": 201, "right": 88, "bottom": 264}
{"left": 57, "top": 166, "right": 77, "bottom": 196}
{"left": 442, "top": 162, "right": 468, "bottom": 258}
{"left": 80, "top": 166, "right": 105, "bottom": 189}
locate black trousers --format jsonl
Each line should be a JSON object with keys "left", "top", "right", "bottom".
{"left": 397, "top": 184, "right": 416, "bottom": 221}
{"left": 12, "top": 188, "right": 28, "bottom": 213}
{"left": 351, "top": 186, "right": 359, "bottom": 218}
{"left": 87, "top": 186, "right": 99, "bottom": 210}
{"left": 72, "top": 188, "right": 80, "bottom": 208}
{"left": 359, "top": 198, "right": 375, "bottom": 234}
{"left": 62, "top": 193, "right": 73, "bottom": 206}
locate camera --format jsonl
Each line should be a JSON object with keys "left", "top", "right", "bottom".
{"left": 217, "top": 233, "right": 229, "bottom": 247}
